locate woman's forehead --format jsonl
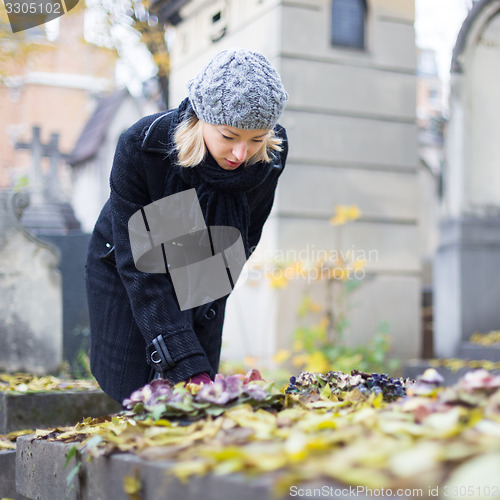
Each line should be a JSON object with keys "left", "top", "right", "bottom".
{"left": 218, "top": 125, "right": 270, "bottom": 138}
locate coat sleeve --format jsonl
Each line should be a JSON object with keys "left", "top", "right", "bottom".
{"left": 248, "top": 125, "right": 288, "bottom": 252}
{"left": 109, "top": 127, "right": 213, "bottom": 383}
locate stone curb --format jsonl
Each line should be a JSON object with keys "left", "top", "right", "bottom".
{"left": 15, "top": 436, "right": 411, "bottom": 500}
{"left": 457, "top": 343, "right": 500, "bottom": 362}
{"left": 404, "top": 360, "right": 500, "bottom": 385}
{"left": 0, "top": 390, "right": 122, "bottom": 434}
{"left": 0, "top": 449, "right": 28, "bottom": 500}
{"left": 16, "top": 435, "right": 294, "bottom": 500}
{"left": 0, "top": 389, "right": 121, "bottom": 499}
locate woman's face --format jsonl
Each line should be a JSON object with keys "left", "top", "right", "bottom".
{"left": 201, "top": 122, "right": 270, "bottom": 170}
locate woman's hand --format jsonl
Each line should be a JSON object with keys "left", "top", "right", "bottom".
{"left": 186, "top": 372, "right": 212, "bottom": 385}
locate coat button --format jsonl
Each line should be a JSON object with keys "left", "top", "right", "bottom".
{"left": 204, "top": 308, "right": 216, "bottom": 320}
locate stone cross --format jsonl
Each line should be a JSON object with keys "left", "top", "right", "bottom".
{"left": 15, "top": 126, "right": 65, "bottom": 205}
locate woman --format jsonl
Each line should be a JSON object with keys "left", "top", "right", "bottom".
{"left": 85, "top": 49, "right": 288, "bottom": 403}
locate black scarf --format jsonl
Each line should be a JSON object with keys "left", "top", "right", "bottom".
{"left": 169, "top": 99, "right": 276, "bottom": 257}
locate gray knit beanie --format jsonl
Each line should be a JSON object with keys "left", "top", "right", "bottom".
{"left": 187, "top": 49, "right": 288, "bottom": 130}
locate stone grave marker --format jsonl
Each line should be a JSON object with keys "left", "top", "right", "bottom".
{"left": 433, "top": 2, "right": 500, "bottom": 363}
{"left": 0, "top": 128, "right": 120, "bottom": 499}
{"left": 15, "top": 125, "right": 81, "bottom": 235}
{"left": 0, "top": 189, "right": 62, "bottom": 374}
{"left": 15, "top": 125, "right": 91, "bottom": 374}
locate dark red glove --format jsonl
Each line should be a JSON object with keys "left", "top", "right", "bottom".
{"left": 186, "top": 372, "right": 212, "bottom": 385}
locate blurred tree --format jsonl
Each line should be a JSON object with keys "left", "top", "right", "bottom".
{"left": 0, "top": 1, "right": 89, "bottom": 81}
{"left": 0, "top": 9, "right": 47, "bottom": 81}
{"left": 91, "top": 0, "right": 172, "bottom": 109}
{"left": 2, "top": 1, "right": 173, "bottom": 107}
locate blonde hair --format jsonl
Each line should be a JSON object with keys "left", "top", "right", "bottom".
{"left": 174, "top": 114, "right": 282, "bottom": 167}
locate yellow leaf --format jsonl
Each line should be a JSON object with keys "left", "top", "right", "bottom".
{"left": 123, "top": 472, "right": 141, "bottom": 496}
{"left": 304, "top": 351, "right": 330, "bottom": 374}
{"left": 369, "top": 392, "right": 385, "bottom": 409}
{"left": 422, "top": 407, "right": 464, "bottom": 438}
{"left": 474, "top": 419, "right": 500, "bottom": 438}
{"left": 308, "top": 299, "right": 323, "bottom": 314}
{"left": 212, "top": 459, "right": 244, "bottom": 475}
{"left": 35, "top": 429, "right": 53, "bottom": 438}
{"left": 173, "top": 460, "right": 211, "bottom": 483}
{"left": 314, "top": 316, "right": 329, "bottom": 336}
{"left": 320, "top": 382, "right": 332, "bottom": 399}
{"left": 388, "top": 442, "right": 440, "bottom": 477}
{"left": 273, "top": 349, "right": 291, "bottom": 364}
{"left": 345, "top": 205, "right": 362, "bottom": 221}
{"left": 470, "top": 330, "right": 500, "bottom": 346}
{"left": 226, "top": 408, "right": 276, "bottom": 440}
{"left": 353, "top": 259, "right": 366, "bottom": 270}
{"left": 0, "top": 440, "right": 16, "bottom": 450}
{"left": 267, "top": 272, "right": 288, "bottom": 288}
{"left": 344, "top": 388, "right": 367, "bottom": 403}
{"left": 328, "top": 266, "right": 349, "bottom": 281}
{"left": 306, "top": 436, "right": 332, "bottom": 452}
{"left": 317, "top": 419, "right": 337, "bottom": 430}
{"left": 355, "top": 437, "right": 400, "bottom": 467}
{"left": 284, "top": 432, "right": 308, "bottom": 461}
{"left": 185, "top": 382, "right": 203, "bottom": 394}
{"left": 444, "top": 453, "right": 500, "bottom": 499}
{"left": 307, "top": 399, "right": 340, "bottom": 409}
{"left": 247, "top": 452, "right": 287, "bottom": 471}
{"left": 324, "top": 464, "right": 390, "bottom": 490}
{"left": 330, "top": 205, "right": 348, "bottom": 226}
{"left": 291, "top": 354, "right": 309, "bottom": 367}
{"left": 330, "top": 205, "right": 362, "bottom": 226}
{"left": 208, "top": 446, "right": 246, "bottom": 461}
{"left": 284, "top": 261, "right": 305, "bottom": 279}
{"left": 244, "top": 356, "right": 258, "bottom": 367}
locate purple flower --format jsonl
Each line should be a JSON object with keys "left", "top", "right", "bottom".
{"left": 196, "top": 374, "right": 234, "bottom": 405}
{"left": 122, "top": 379, "right": 174, "bottom": 409}
{"left": 459, "top": 369, "right": 500, "bottom": 392}
{"left": 243, "top": 384, "right": 267, "bottom": 401}
{"left": 225, "top": 375, "right": 243, "bottom": 399}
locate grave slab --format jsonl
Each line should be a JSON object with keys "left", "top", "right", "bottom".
{"left": 0, "top": 189, "right": 62, "bottom": 375}
{"left": 456, "top": 342, "right": 500, "bottom": 362}
{"left": 0, "top": 389, "right": 120, "bottom": 499}
{"left": 404, "top": 359, "right": 500, "bottom": 385}
{"left": 16, "top": 437, "right": 77, "bottom": 500}
{"left": 16, "top": 436, "right": 403, "bottom": 500}
{"left": 0, "top": 390, "right": 121, "bottom": 434}
{"left": 0, "top": 449, "right": 28, "bottom": 499}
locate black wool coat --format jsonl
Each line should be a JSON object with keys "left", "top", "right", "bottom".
{"left": 85, "top": 99, "right": 288, "bottom": 403}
